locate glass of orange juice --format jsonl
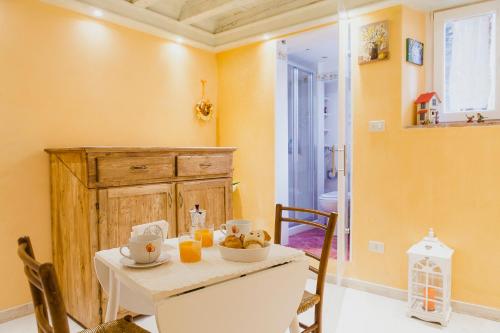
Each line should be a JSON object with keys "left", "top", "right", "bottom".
{"left": 193, "top": 224, "right": 214, "bottom": 248}
{"left": 178, "top": 233, "right": 202, "bottom": 263}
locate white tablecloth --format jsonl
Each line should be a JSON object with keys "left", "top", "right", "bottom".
{"left": 95, "top": 232, "right": 305, "bottom": 302}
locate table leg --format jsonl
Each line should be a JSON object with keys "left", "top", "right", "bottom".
{"left": 105, "top": 270, "right": 120, "bottom": 322}
{"left": 289, "top": 315, "right": 300, "bottom": 333}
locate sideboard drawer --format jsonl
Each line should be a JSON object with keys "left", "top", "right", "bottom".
{"left": 177, "top": 155, "right": 231, "bottom": 177}
{"left": 96, "top": 156, "right": 175, "bottom": 185}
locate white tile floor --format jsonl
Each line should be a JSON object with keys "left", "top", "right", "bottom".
{"left": 2, "top": 280, "right": 499, "bottom": 333}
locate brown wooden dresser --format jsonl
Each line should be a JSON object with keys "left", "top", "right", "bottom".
{"left": 45, "top": 147, "right": 236, "bottom": 328}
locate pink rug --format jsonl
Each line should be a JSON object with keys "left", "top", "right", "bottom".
{"left": 287, "top": 228, "right": 350, "bottom": 260}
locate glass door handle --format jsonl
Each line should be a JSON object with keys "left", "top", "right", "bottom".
{"left": 332, "top": 145, "right": 336, "bottom": 177}
{"left": 332, "top": 145, "right": 347, "bottom": 176}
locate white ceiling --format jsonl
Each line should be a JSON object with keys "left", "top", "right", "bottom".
{"left": 43, "top": 0, "right": 488, "bottom": 51}
{"left": 287, "top": 24, "right": 338, "bottom": 70}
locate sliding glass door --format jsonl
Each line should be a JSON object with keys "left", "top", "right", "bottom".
{"left": 288, "top": 65, "right": 316, "bottom": 220}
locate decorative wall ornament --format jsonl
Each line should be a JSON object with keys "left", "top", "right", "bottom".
{"left": 406, "top": 38, "right": 424, "bottom": 66}
{"left": 195, "top": 80, "right": 214, "bottom": 121}
{"left": 317, "top": 72, "right": 338, "bottom": 81}
{"left": 358, "top": 21, "right": 389, "bottom": 64}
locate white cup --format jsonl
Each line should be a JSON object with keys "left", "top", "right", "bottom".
{"left": 220, "top": 220, "right": 252, "bottom": 237}
{"left": 119, "top": 234, "right": 162, "bottom": 264}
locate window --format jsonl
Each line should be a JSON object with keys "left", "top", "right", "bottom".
{"left": 434, "top": 1, "right": 499, "bottom": 122}
{"left": 420, "top": 102, "right": 426, "bottom": 109}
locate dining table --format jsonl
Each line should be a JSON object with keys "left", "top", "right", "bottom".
{"left": 94, "top": 231, "right": 309, "bottom": 333}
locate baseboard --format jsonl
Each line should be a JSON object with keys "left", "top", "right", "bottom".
{"left": 0, "top": 303, "right": 33, "bottom": 324}
{"left": 322, "top": 274, "right": 500, "bottom": 322}
{"left": 452, "top": 300, "right": 500, "bottom": 322}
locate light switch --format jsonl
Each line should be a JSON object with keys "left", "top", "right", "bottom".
{"left": 369, "top": 240, "right": 385, "bottom": 253}
{"left": 369, "top": 120, "right": 385, "bottom": 132}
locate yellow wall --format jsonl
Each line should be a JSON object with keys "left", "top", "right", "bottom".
{"left": 216, "top": 42, "right": 277, "bottom": 230}
{"left": 348, "top": 5, "right": 500, "bottom": 309}
{"left": 2, "top": 0, "right": 499, "bottom": 314}
{"left": 216, "top": 5, "right": 500, "bottom": 310}
{"left": 0, "top": 0, "right": 217, "bottom": 310}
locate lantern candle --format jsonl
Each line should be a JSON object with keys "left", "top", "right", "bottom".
{"left": 424, "top": 287, "right": 436, "bottom": 312}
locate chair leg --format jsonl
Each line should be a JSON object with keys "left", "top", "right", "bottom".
{"left": 289, "top": 315, "right": 300, "bottom": 333}
{"left": 315, "top": 302, "right": 322, "bottom": 333}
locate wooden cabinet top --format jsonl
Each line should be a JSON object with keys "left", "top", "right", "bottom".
{"left": 45, "top": 146, "right": 236, "bottom": 188}
{"left": 45, "top": 146, "right": 237, "bottom": 154}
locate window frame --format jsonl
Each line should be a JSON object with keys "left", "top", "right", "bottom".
{"left": 433, "top": 1, "right": 500, "bottom": 122}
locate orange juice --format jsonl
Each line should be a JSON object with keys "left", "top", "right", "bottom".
{"left": 194, "top": 228, "right": 214, "bottom": 247}
{"left": 179, "top": 240, "right": 201, "bottom": 263}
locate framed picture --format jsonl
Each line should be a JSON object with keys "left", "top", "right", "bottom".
{"left": 406, "top": 38, "right": 424, "bottom": 66}
{"left": 358, "top": 21, "right": 389, "bottom": 64}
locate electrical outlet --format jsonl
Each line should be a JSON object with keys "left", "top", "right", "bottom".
{"left": 368, "top": 120, "right": 385, "bottom": 132}
{"left": 368, "top": 240, "right": 385, "bottom": 253}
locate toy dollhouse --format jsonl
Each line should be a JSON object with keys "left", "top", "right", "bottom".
{"left": 415, "top": 92, "right": 441, "bottom": 125}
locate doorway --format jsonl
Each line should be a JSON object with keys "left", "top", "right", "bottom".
{"left": 275, "top": 22, "right": 352, "bottom": 282}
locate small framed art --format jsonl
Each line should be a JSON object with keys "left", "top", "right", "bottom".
{"left": 406, "top": 38, "right": 423, "bottom": 66}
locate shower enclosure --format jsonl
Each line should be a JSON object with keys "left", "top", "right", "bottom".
{"left": 287, "top": 64, "right": 316, "bottom": 220}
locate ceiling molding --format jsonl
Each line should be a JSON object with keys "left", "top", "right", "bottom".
{"left": 41, "top": 0, "right": 412, "bottom": 52}
{"left": 41, "top": 0, "right": 215, "bottom": 50}
{"left": 79, "top": 0, "right": 215, "bottom": 41}
{"left": 214, "top": 0, "right": 336, "bottom": 42}
{"left": 213, "top": 13, "right": 338, "bottom": 52}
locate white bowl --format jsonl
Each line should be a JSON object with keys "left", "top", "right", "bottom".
{"left": 217, "top": 243, "right": 271, "bottom": 263}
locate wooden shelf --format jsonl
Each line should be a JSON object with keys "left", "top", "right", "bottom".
{"left": 405, "top": 120, "right": 500, "bottom": 129}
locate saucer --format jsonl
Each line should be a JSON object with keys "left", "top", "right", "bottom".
{"left": 120, "top": 252, "right": 171, "bottom": 268}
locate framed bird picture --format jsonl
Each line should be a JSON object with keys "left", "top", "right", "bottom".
{"left": 406, "top": 38, "right": 424, "bottom": 66}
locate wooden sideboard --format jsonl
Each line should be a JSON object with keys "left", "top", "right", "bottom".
{"left": 45, "top": 147, "right": 236, "bottom": 328}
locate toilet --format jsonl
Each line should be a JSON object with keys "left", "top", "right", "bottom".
{"left": 318, "top": 191, "right": 351, "bottom": 235}
{"left": 318, "top": 191, "right": 339, "bottom": 213}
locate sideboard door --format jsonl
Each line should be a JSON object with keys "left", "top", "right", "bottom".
{"left": 98, "top": 183, "right": 176, "bottom": 250}
{"left": 176, "top": 178, "right": 232, "bottom": 234}
{"left": 97, "top": 183, "right": 175, "bottom": 319}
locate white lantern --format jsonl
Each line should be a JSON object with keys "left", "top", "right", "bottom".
{"left": 407, "top": 228, "right": 454, "bottom": 326}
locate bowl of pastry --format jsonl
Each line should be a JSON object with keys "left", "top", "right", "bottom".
{"left": 217, "top": 230, "right": 272, "bottom": 263}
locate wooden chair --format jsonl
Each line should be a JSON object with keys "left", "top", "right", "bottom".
{"left": 274, "top": 204, "right": 338, "bottom": 333}
{"left": 17, "top": 236, "right": 149, "bottom": 333}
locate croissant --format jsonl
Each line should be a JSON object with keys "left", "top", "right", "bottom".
{"left": 222, "top": 235, "right": 243, "bottom": 249}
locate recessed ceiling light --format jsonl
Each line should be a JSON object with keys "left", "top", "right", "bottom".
{"left": 263, "top": 34, "right": 271, "bottom": 40}
{"left": 92, "top": 9, "right": 103, "bottom": 18}
{"left": 176, "top": 36, "right": 184, "bottom": 44}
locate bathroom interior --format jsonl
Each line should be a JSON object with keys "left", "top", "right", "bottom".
{"left": 280, "top": 25, "right": 352, "bottom": 259}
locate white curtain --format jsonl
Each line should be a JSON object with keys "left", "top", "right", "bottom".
{"left": 445, "top": 13, "right": 496, "bottom": 113}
